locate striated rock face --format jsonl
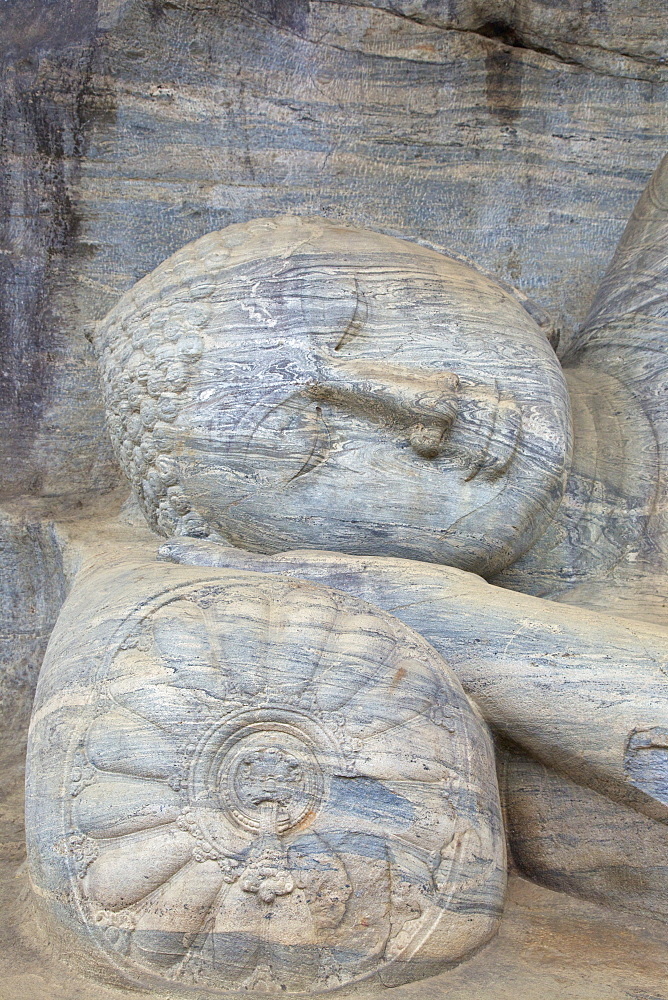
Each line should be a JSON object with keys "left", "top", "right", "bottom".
{"left": 25, "top": 558, "right": 505, "bottom": 993}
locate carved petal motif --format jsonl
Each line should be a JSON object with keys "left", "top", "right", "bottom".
{"left": 29, "top": 570, "right": 505, "bottom": 993}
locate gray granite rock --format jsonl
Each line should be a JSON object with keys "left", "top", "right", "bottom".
{"left": 2, "top": 0, "right": 667, "bottom": 502}
{"left": 94, "top": 216, "right": 570, "bottom": 577}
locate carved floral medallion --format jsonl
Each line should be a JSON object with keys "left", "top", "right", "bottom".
{"left": 29, "top": 569, "right": 505, "bottom": 993}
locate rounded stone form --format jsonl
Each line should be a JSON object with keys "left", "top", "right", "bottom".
{"left": 26, "top": 562, "right": 505, "bottom": 994}
{"left": 94, "top": 215, "right": 571, "bottom": 577}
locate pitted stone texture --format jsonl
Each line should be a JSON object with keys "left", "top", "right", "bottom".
{"left": 26, "top": 558, "right": 505, "bottom": 994}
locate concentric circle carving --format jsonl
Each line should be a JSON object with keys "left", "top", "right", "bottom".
{"left": 223, "top": 734, "right": 318, "bottom": 833}
{"left": 190, "top": 709, "right": 333, "bottom": 842}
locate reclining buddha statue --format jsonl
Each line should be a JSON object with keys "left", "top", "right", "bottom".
{"left": 25, "top": 154, "right": 668, "bottom": 994}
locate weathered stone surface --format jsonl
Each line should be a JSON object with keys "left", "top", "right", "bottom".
{"left": 141, "top": 157, "right": 668, "bottom": 926}
{"left": 501, "top": 746, "right": 668, "bottom": 922}
{"left": 159, "top": 540, "right": 668, "bottom": 825}
{"left": 0, "top": 506, "right": 66, "bottom": 714}
{"left": 7, "top": 862, "right": 668, "bottom": 1000}
{"left": 95, "top": 151, "right": 668, "bottom": 617}
{"left": 0, "top": 1, "right": 117, "bottom": 501}
{"left": 26, "top": 554, "right": 504, "bottom": 993}
{"left": 22, "top": 156, "right": 668, "bottom": 995}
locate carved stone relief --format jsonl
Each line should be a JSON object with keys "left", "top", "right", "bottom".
{"left": 26, "top": 561, "right": 504, "bottom": 993}
{"left": 3, "top": 2, "right": 668, "bottom": 997}
{"left": 17, "top": 154, "right": 668, "bottom": 999}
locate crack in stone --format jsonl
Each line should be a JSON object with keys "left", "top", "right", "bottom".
{"left": 303, "top": 0, "right": 667, "bottom": 82}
